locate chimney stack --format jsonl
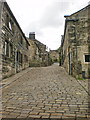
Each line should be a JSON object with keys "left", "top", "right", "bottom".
{"left": 29, "top": 32, "right": 35, "bottom": 40}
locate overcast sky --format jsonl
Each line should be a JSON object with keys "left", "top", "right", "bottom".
{"left": 6, "top": 0, "right": 89, "bottom": 50}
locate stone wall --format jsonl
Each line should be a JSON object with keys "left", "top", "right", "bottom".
{"left": 1, "top": 1, "right": 30, "bottom": 79}
{"left": 49, "top": 50, "right": 59, "bottom": 63}
{"left": 60, "top": 5, "right": 90, "bottom": 79}
{"left": 0, "top": 1, "right": 3, "bottom": 81}
{"left": 28, "top": 36, "right": 50, "bottom": 67}
{"left": 0, "top": 1, "right": 3, "bottom": 115}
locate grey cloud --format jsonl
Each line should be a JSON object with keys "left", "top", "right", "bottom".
{"left": 39, "top": 1, "right": 71, "bottom": 28}
{"left": 26, "top": 21, "right": 43, "bottom": 37}
{"left": 26, "top": 1, "right": 71, "bottom": 37}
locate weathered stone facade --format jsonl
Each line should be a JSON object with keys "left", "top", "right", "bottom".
{"left": 0, "top": 1, "right": 3, "bottom": 81}
{"left": 60, "top": 5, "right": 90, "bottom": 79}
{"left": 49, "top": 50, "right": 59, "bottom": 63}
{"left": 28, "top": 32, "right": 50, "bottom": 67}
{"left": 0, "top": 1, "right": 30, "bottom": 79}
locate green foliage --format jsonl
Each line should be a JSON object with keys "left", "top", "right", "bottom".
{"left": 29, "top": 61, "right": 41, "bottom": 67}
{"left": 2, "top": 67, "right": 9, "bottom": 73}
{"left": 29, "top": 61, "right": 50, "bottom": 67}
{"left": 77, "top": 77, "right": 84, "bottom": 80}
{"left": 54, "top": 59, "right": 58, "bottom": 62}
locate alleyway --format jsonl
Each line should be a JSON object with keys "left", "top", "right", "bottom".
{"left": 1, "top": 64, "right": 89, "bottom": 119}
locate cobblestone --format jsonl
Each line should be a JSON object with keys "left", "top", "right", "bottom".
{"left": 1, "top": 64, "right": 89, "bottom": 119}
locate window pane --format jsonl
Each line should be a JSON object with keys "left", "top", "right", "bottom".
{"left": 85, "top": 55, "right": 90, "bottom": 62}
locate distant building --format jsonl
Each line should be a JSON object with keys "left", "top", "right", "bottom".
{"left": 49, "top": 50, "right": 59, "bottom": 63}
{"left": 0, "top": 1, "right": 30, "bottom": 79}
{"left": 28, "top": 32, "right": 50, "bottom": 67}
{"left": 60, "top": 5, "right": 90, "bottom": 79}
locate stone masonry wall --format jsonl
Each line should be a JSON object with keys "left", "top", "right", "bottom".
{"left": 1, "top": 2, "right": 30, "bottom": 79}
{"left": 49, "top": 50, "right": 59, "bottom": 63}
{"left": 62, "top": 5, "right": 90, "bottom": 78}
{"left": 28, "top": 37, "right": 50, "bottom": 67}
{"left": 0, "top": 1, "right": 3, "bottom": 81}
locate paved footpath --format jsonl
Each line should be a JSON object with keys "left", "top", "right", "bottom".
{"left": 1, "top": 64, "right": 90, "bottom": 119}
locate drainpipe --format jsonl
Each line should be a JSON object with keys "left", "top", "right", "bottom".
{"left": 71, "top": 25, "right": 78, "bottom": 60}
{"left": 88, "top": 2, "right": 90, "bottom": 115}
{"left": 15, "top": 49, "right": 17, "bottom": 74}
{"left": 66, "top": 19, "right": 78, "bottom": 59}
{"left": 65, "top": 19, "right": 78, "bottom": 75}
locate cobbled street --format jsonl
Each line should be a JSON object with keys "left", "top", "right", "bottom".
{"left": 1, "top": 64, "right": 90, "bottom": 119}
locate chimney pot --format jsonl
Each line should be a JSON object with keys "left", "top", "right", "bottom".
{"left": 29, "top": 32, "right": 35, "bottom": 39}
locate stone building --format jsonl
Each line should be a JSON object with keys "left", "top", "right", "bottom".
{"left": 0, "top": 1, "right": 30, "bottom": 79}
{"left": 60, "top": 4, "right": 90, "bottom": 79}
{"left": 28, "top": 32, "right": 50, "bottom": 67}
{"left": 49, "top": 50, "right": 59, "bottom": 63}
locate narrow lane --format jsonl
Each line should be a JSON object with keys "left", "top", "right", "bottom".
{"left": 2, "top": 64, "right": 89, "bottom": 119}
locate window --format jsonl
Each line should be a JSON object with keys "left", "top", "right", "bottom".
{"left": 6, "top": 14, "right": 9, "bottom": 28}
{"left": 4, "top": 41, "right": 13, "bottom": 58}
{"left": 20, "top": 54, "right": 23, "bottom": 64}
{"left": 9, "top": 20, "right": 14, "bottom": 31}
{"left": 9, "top": 44, "right": 13, "bottom": 57}
{"left": 19, "top": 53, "right": 23, "bottom": 64}
{"left": 16, "top": 51, "right": 19, "bottom": 62}
{"left": 85, "top": 55, "right": 90, "bottom": 62}
{"left": 4, "top": 41, "right": 9, "bottom": 57}
{"left": 9, "top": 21, "right": 12, "bottom": 30}
{"left": 6, "top": 15, "right": 14, "bottom": 32}
{"left": 4, "top": 41, "right": 7, "bottom": 55}
{"left": 24, "top": 55, "right": 28, "bottom": 62}
{"left": 88, "top": 36, "right": 90, "bottom": 43}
